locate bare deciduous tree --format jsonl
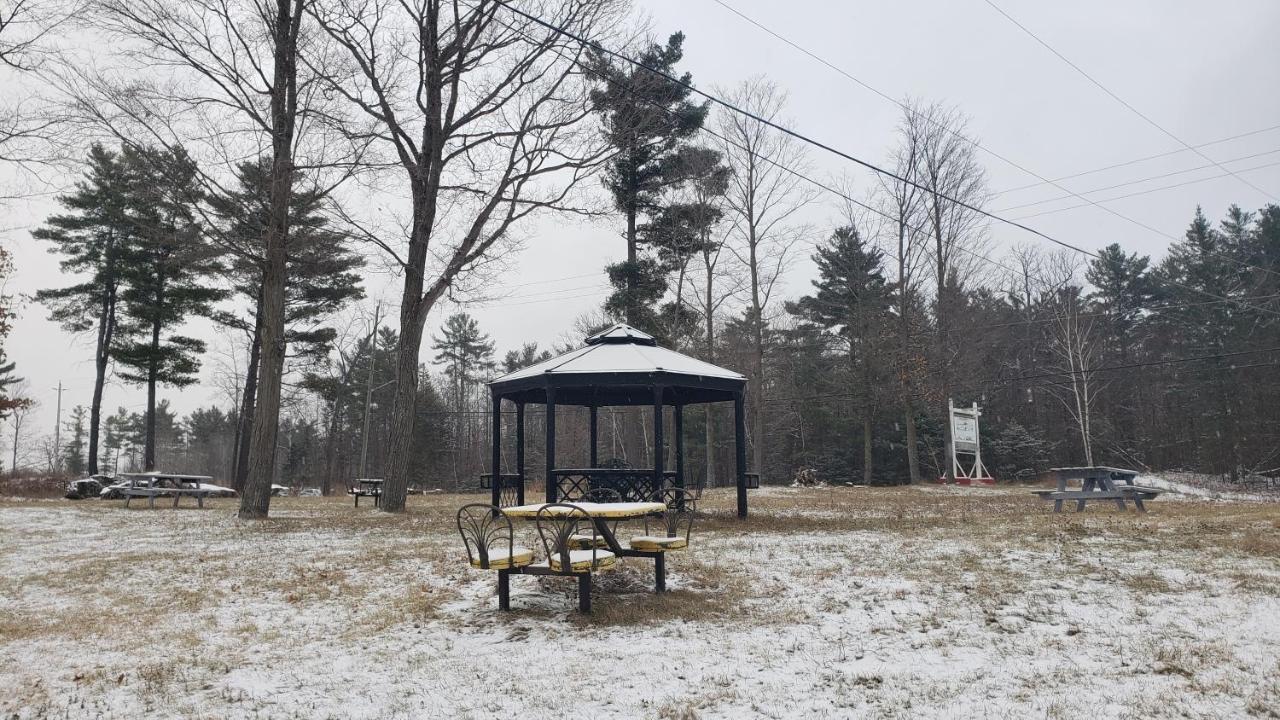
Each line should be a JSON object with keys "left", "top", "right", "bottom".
{"left": 309, "top": 0, "right": 624, "bottom": 512}
{"left": 0, "top": 0, "right": 73, "bottom": 198}
{"left": 912, "top": 100, "right": 988, "bottom": 481}
{"left": 717, "top": 76, "right": 815, "bottom": 479}
{"left": 877, "top": 106, "right": 930, "bottom": 483}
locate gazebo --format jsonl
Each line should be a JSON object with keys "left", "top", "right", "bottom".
{"left": 484, "top": 323, "right": 755, "bottom": 518}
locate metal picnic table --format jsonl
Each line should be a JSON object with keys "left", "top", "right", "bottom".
{"left": 1036, "top": 466, "right": 1162, "bottom": 513}
{"left": 349, "top": 478, "right": 383, "bottom": 507}
{"left": 118, "top": 473, "right": 216, "bottom": 509}
{"left": 500, "top": 501, "right": 669, "bottom": 611}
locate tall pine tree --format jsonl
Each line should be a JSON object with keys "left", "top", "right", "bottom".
{"left": 114, "top": 144, "right": 224, "bottom": 472}
{"left": 33, "top": 144, "right": 136, "bottom": 474}
{"left": 587, "top": 32, "right": 709, "bottom": 330}
{"left": 208, "top": 158, "right": 363, "bottom": 490}
{"left": 788, "top": 226, "right": 895, "bottom": 483}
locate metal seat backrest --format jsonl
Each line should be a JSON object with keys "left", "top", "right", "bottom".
{"left": 536, "top": 503, "right": 602, "bottom": 572}
{"left": 456, "top": 504, "right": 514, "bottom": 570}
{"left": 580, "top": 487, "right": 622, "bottom": 504}
{"left": 650, "top": 487, "right": 696, "bottom": 541}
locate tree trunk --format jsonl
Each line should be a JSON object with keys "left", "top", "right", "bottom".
{"left": 88, "top": 311, "right": 111, "bottom": 476}
{"left": 233, "top": 306, "right": 263, "bottom": 492}
{"left": 143, "top": 312, "right": 160, "bottom": 472}
{"left": 321, "top": 393, "right": 342, "bottom": 496}
{"left": 863, "top": 415, "right": 873, "bottom": 485}
{"left": 704, "top": 266, "right": 716, "bottom": 488}
{"left": 87, "top": 267, "right": 117, "bottom": 476}
{"left": 934, "top": 208, "right": 953, "bottom": 483}
{"left": 238, "top": 0, "right": 301, "bottom": 520}
{"left": 381, "top": 308, "right": 424, "bottom": 513}
{"left": 897, "top": 225, "right": 920, "bottom": 484}
{"left": 748, "top": 230, "right": 765, "bottom": 478}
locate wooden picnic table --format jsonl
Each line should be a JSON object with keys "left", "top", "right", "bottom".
{"left": 117, "top": 473, "right": 216, "bottom": 509}
{"left": 1034, "top": 466, "right": 1162, "bottom": 513}
{"left": 501, "top": 501, "right": 671, "bottom": 605}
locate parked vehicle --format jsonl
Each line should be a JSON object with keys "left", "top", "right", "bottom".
{"left": 65, "top": 475, "right": 114, "bottom": 500}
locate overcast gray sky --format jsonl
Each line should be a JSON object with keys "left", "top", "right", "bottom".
{"left": 4, "top": 0, "right": 1280, "bottom": 459}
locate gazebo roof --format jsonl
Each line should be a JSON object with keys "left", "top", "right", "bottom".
{"left": 488, "top": 324, "right": 745, "bottom": 406}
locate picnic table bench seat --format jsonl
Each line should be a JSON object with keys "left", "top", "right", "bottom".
{"left": 629, "top": 535, "right": 689, "bottom": 551}
{"left": 469, "top": 546, "right": 535, "bottom": 570}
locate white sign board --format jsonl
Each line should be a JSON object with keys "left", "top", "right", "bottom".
{"left": 952, "top": 415, "right": 978, "bottom": 449}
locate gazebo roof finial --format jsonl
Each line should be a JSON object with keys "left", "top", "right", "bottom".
{"left": 584, "top": 323, "right": 657, "bottom": 346}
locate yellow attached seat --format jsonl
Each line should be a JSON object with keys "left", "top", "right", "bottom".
{"left": 568, "top": 533, "right": 610, "bottom": 550}
{"left": 628, "top": 535, "right": 688, "bottom": 552}
{"left": 470, "top": 546, "right": 535, "bottom": 570}
{"left": 541, "top": 549, "right": 617, "bottom": 573}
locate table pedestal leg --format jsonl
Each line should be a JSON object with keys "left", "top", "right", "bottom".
{"left": 655, "top": 553, "right": 666, "bottom": 593}
{"left": 578, "top": 574, "right": 592, "bottom": 613}
{"left": 498, "top": 570, "right": 510, "bottom": 611}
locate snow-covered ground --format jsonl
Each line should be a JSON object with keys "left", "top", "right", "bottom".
{"left": 2, "top": 486, "right": 1278, "bottom": 719}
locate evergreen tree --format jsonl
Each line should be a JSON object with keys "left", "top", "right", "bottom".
{"left": 209, "top": 158, "right": 363, "bottom": 490}
{"left": 788, "top": 226, "right": 895, "bottom": 483}
{"left": 432, "top": 313, "right": 495, "bottom": 483}
{"left": 0, "top": 244, "right": 28, "bottom": 420}
{"left": 587, "top": 32, "right": 709, "bottom": 329}
{"left": 113, "top": 145, "right": 224, "bottom": 471}
{"left": 62, "top": 405, "right": 87, "bottom": 476}
{"left": 183, "top": 406, "right": 235, "bottom": 479}
{"left": 32, "top": 144, "right": 135, "bottom": 474}
{"left": 502, "top": 342, "right": 553, "bottom": 373}
{"left": 1085, "top": 243, "right": 1153, "bottom": 333}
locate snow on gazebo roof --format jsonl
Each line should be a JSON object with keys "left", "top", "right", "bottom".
{"left": 488, "top": 323, "right": 745, "bottom": 406}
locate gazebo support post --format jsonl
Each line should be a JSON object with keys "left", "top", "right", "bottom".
{"left": 490, "top": 394, "right": 502, "bottom": 507}
{"left": 589, "top": 404, "right": 598, "bottom": 468}
{"left": 653, "top": 386, "right": 664, "bottom": 500}
{"left": 734, "top": 391, "right": 748, "bottom": 518}
{"left": 515, "top": 401, "right": 526, "bottom": 505}
{"left": 545, "top": 386, "right": 557, "bottom": 503}
{"left": 674, "top": 403, "right": 685, "bottom": 491}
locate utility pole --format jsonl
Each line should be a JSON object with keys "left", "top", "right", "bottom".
{"left": 52, "top": 382, "right": 64, "bottom": 473}
{"left": 358, "top": 303, "right": 381, "bottom": 479}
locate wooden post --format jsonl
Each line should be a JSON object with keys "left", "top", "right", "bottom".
{"left": 674, "top": 403, "right": 685, "bottom": 490}
{"left": 490, "top": 394, "right": 502, "bottom": 507}
{"left": 589, "top": 404, "right": 599, "bottom": 468}
{"left": 653, "top": 386, "right": 664, "bottom": 499}
{"left": 515, "top": 401, "right": 526, "bottom": 505}
{"left": 545, "top": 386, "right": 557, "bottom": 503}
{"left": 734, "top": 392, "right": 748, "bottom": 518}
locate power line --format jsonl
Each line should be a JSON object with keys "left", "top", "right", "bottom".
{"left": 704, "top": 0, "right": 1280, "bottom": 281}
{"left": 993, "top": 152, "right": 1280, "bottom": 214}
{"left": 1011, "top": 161, "right": 1280, "bottom": 221}
{"left": 981, "top": 0, "right": 1279, "bottom": 203}
{"left": 493, "top": 0, "right": 1280, "bottom": 317}
{"left": 993, "top": 123, "right": 1280, "bottom": 195}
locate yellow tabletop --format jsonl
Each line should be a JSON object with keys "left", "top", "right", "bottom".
{"left": 502, "top": 501, "right": 666, "bottom": 519}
